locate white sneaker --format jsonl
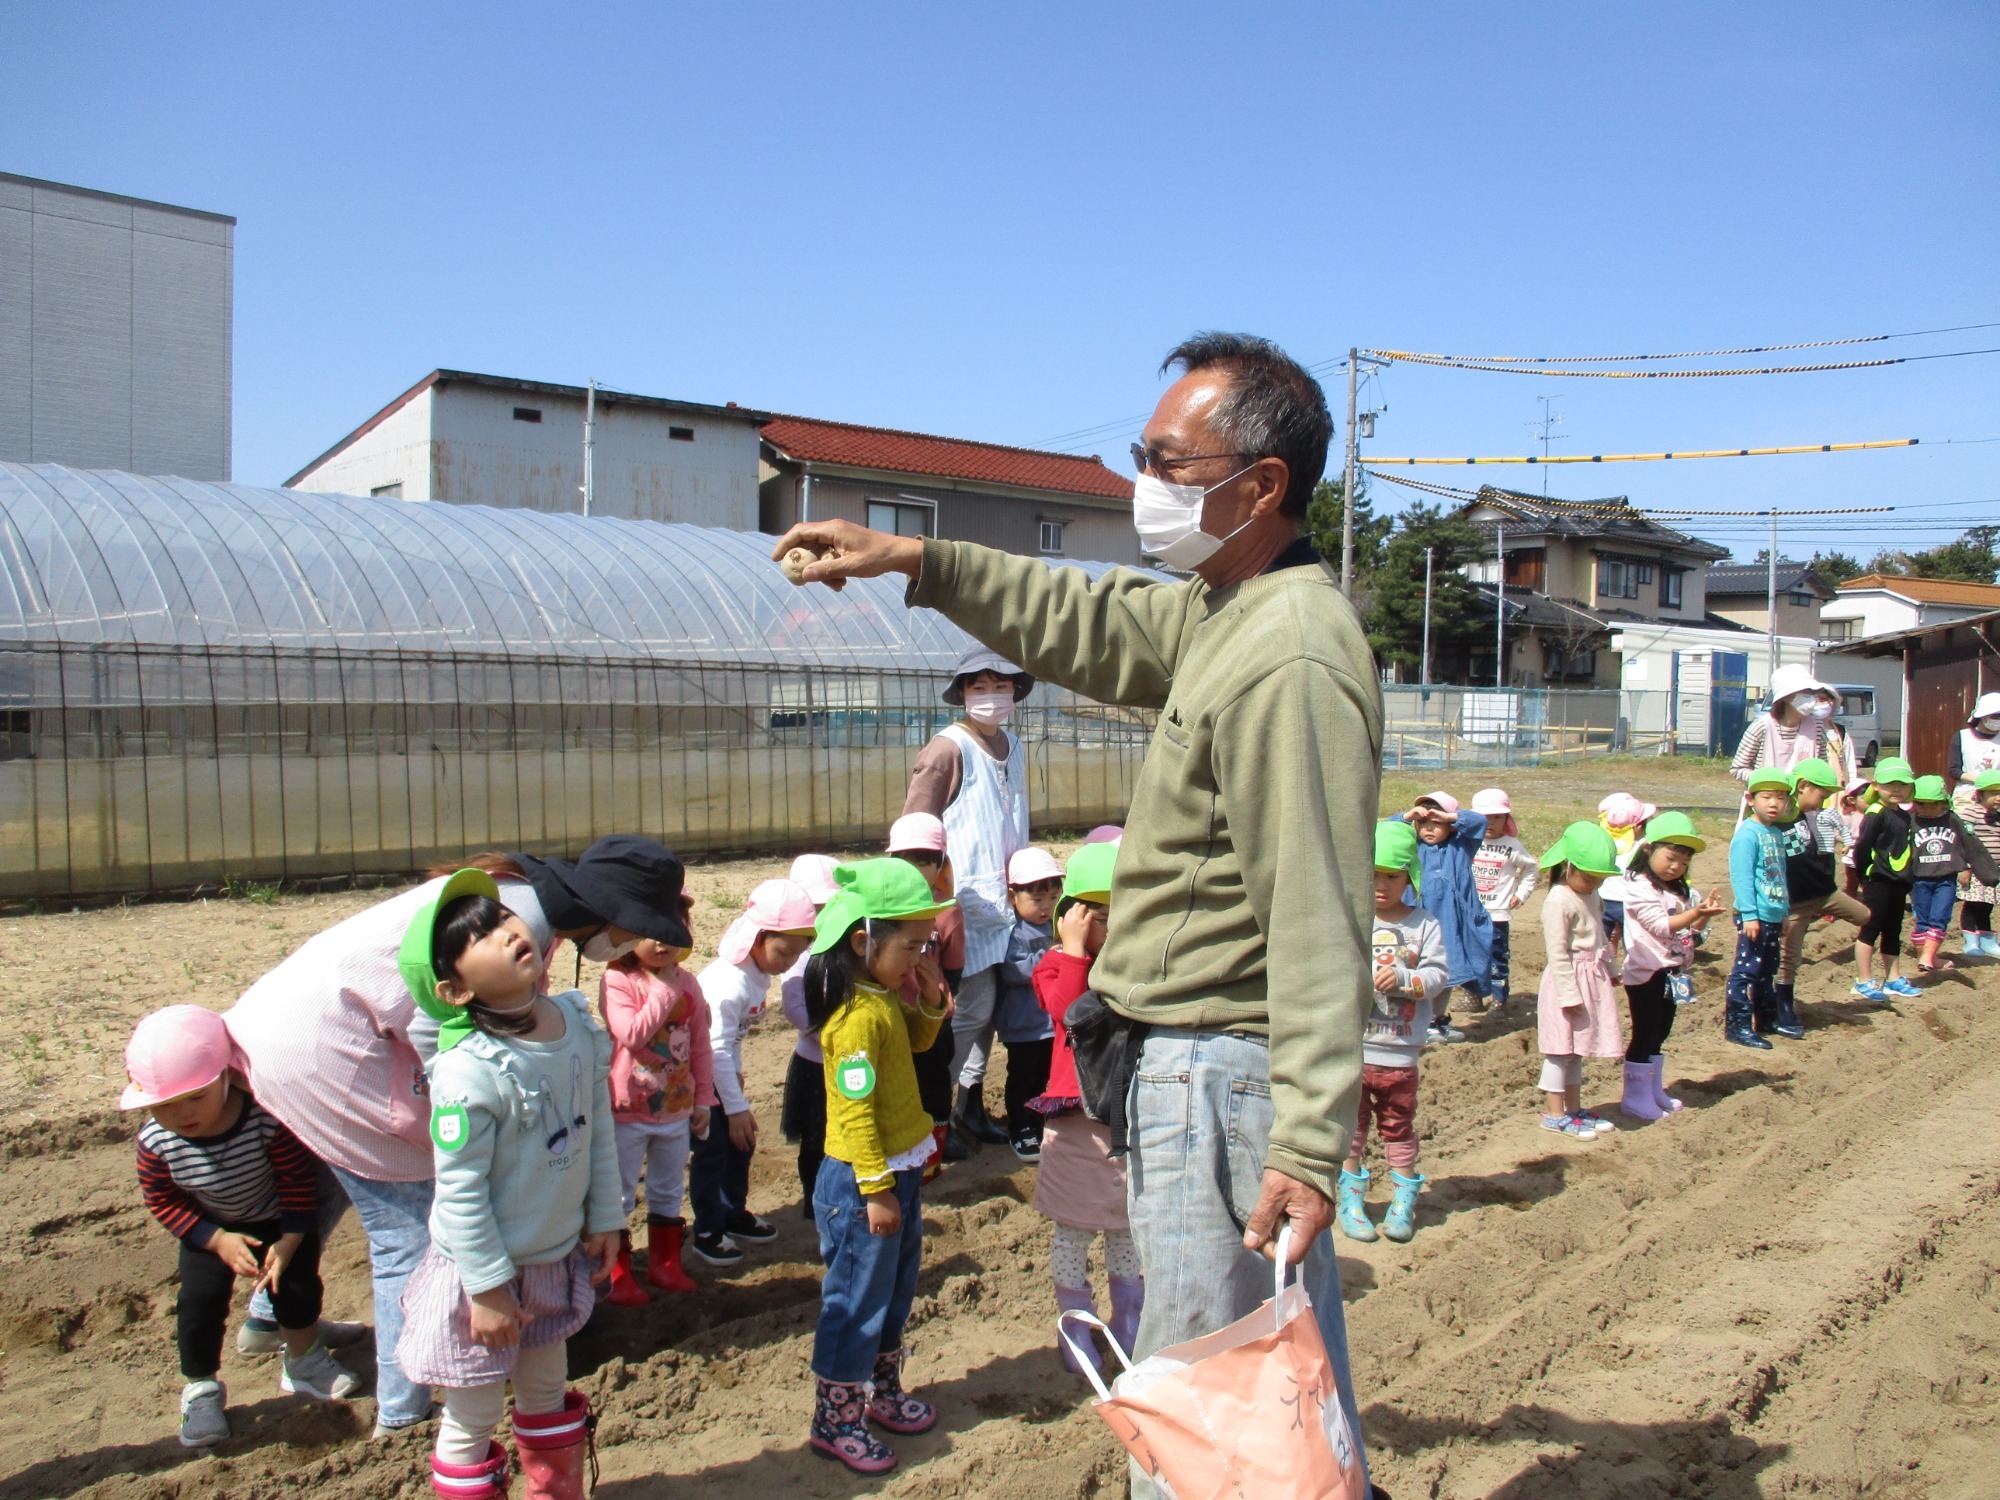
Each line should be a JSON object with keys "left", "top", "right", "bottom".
{"left": 281, "top": 1343, "right": 363, "bottom": 1401}
{"left": 179, "top": 1379, "right": 230, "bottom": 1447}
{"left": 239, "top": 1317, "right": 368, "bottom": 1357}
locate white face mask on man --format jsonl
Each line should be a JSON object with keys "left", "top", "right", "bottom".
{"left": 581, "top": 930, "right": 639, "bottom": 963}
{"left": 1131, "top": 462, "right": 1259, "bottom": 571}
{"left": 964, "top": 687, "right": 1015, "bottom": 726}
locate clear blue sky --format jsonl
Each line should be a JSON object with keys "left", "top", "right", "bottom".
{"left": 5, "top": 1, "right": 1995, "bottom": 561}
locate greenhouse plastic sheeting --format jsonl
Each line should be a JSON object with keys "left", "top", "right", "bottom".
{"left": 0, "top": 464, "right": 1157, "bottom": 898}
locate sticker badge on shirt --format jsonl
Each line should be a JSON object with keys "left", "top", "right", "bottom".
{"left": 834, "top": 1053, "right": 876, "bottom": 1101}
{"left": 431, "top": 1102, "right": 471, "bottom": 1152}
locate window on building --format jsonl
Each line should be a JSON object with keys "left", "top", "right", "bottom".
{"left": 669, "top": 426, "right": 695, "bottom": 442}
{"left": 1788, "top": 590, "right": 1814, "bottom": 607}
{"left": 866, "top": 499, "right": 935, "bottom": 538}
{"left": 1039, "top": 519, "right": 1067, "bottom": 555}
{"left": 370, "top": 481, "right": 404, "bottom": 499}
{"left": 1821, "top": 618, "right": 1858, "bottom": 641}
{"left": 513, "top": 407, "right": 542, "bottom": 423}
{"left": 1636, "top": 561, "right": 1654, "bottom": 584}
{"left": 1503, "top": 547, "right": 1546, "bottom": 591}
{"left": 1659, "top": 569, "right": 1683, "bottom": 609}
{"left": 1596, "top": 557, "right": 1641, "bottom": 600}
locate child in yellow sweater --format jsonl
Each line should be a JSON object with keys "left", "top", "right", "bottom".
{"left": 800, "top": 859, "right": 955, "bottom": 1475}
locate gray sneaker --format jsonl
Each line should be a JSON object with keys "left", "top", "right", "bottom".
{"left": 281, "top": 1343, "right": 363, "bottom": 1401}
{"left": 179, "top": 1379, "right": 230, "bottom": 1447}
{"left": 239, "top": 1317, "right": 368, "bottom": 1357}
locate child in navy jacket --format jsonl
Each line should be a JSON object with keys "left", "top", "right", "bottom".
{"left": 1397, "top": 792, "right": 1492, "bottom": 1043}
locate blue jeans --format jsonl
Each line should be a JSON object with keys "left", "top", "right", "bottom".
{"left": 330, "top": 1168, "right": 436, "bottom": 1428}
{"left": 246, "top": 1155, "right": 350, "bottom": 1328}
{"left": 1124, "top": 1030, "right": 1370, "bottom": 1499}
{"left": 811, "top": 1158, "right": 924, "bottom": 1383}
{"left": 1911, "top": 877, "right": 1957, "bottom": 941}
{"left": 689, "top": 1118, "right": 754, "bottom": 1238}
{"left": 1489, "top": 920, "right": 1512, "bottom": 998}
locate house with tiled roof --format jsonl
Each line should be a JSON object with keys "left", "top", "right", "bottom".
{"left": 1819, "top": 572, "right": 2000, "bottom": 642}
{"left": 1702, "top": 559, "right": 1836, "bottom": 639}
{"left": 1451, "top": 487, "right": 1728, "bottom": 685}
{"left": 759, "top": 414, "right": 1138, "bottom": 564}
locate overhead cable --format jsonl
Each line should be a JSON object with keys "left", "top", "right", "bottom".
{"left": 1365, "top": 439, "right": 1918, "bottom": 466}
{"left": 1361, "top": 321, "right": 2000, "bottom": 366}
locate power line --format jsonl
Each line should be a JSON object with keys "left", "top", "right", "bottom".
{"left": 1367, "top": 438, "right": 1918, "bottom": 466}
{"left": 1361, "top": 321, "right": 2000, "bottom": 366}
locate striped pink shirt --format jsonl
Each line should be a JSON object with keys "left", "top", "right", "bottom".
{"left": 225, "top": 875, "right": 546, "bottom": 1182}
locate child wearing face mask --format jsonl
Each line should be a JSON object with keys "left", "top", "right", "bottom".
{"left": 598, "top": 936, "right": 717, "bottom": 1303}
{"left": 1958, "top": 770, "right": 2000, "bottom": 957}
{"left": 123, "top": 1005, "right": 357, "bottom": 1450}
{"left": 1618, "top": 815, "right": 1724, "bottom": 1120}
{"left": 801, "top": 860, "right": 955, "bottom": 1475}
{"left": 691, "top": 881, "right": 820, "bottom": 1267}
{"left": 395, "top": 870, "right": 624, "bottom": 1500}
{"left": 1948, "top": 692, "right": 2000, "bottom": 813}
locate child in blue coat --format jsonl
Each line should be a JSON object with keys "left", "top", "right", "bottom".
{"left": 1397, "top": 792, "right": 1492, "bottom": 1043}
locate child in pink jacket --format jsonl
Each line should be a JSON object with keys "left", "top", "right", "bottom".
{"left": 598, "top": 940, "right": 715, "bottom": 1302}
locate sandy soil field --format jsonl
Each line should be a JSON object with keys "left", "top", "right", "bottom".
{"left": 2, "top": 760, "right": 1995, "bottom": 1498}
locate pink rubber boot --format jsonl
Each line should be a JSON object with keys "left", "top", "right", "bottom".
{"left": 431, "top": 1441, "right": 509, "bottom": 1499}
{"left": 512, "top": 1391, "right": 594, "bottom": 1500}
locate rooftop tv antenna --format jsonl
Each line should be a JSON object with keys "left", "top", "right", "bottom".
{"left": 1527, "top": 396, "right": 1566, "bottom": 494}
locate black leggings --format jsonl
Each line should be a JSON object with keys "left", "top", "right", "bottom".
{"left": 179, "top": 1222, "right": 322, "bottom": 1379}
{"left": 1964, "top": 901, "right": 1994, "bottom": 933}
{"left": 1858, "top": 879, "right": 1909, "bottom": 957}
{"left": 779, "top": 1049, "right": 827, "bottom": 1205}
{"left": 1001, "top": 1037, "right": 1053, "bottom": 1137}
{"left": 911, "top": 1023, "right": 956, "bottom": 1124}
{"left": 1623, "top": 972, "right": 1678, "bottom": 1062}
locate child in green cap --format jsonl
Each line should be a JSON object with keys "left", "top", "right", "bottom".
{"left": 1775, "top": 760, "right": 1871, "bottom": 1027}
{"left": 1907, "top": 773, "right": 2000, "bottom": 975}
{"left": 1851, "top": 760, "right": 1919, "bottom": 1001}
{"left": 393, "top": 869, "right": 625, "bottom": 1500}
{"left": 1339, "top": 820, "right": 1447, "bottom": 1243}
{"left": 1618, "top": 812, "right": 1725, "bottom": 1119}
{"left": 799, "top": 858, "right": 955, "bottom": 1475}
{"left": 1535, "top": 822, "right": 1625, "bottom": 1140}
{"left": 1958, "top": 768, "right": 2000, "bottom": 956}
{"left": 1726, "top": 768, "right": 1796, "bottom": 1046}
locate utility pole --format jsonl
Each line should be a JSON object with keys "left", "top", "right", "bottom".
{"left": 1495, "top": 522, "right": 1506, "bottom": 687}
{"left": 1342, "top": 348, "right": 1358, "bottom": 596}
{"left": 582, "top": 377, "right": 598, "bottom": 517}
{"left": 1766, "top": 509, "right": 1779, "bottom": 683}
{"left": 1421, "top": 545, "right": 1434, "bottom": 688}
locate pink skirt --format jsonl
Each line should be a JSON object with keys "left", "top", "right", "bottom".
{"left": 1537, "top": 946, "right": 1626, "bottom": 1059}
{"left": 398, "top": 1243, "right": 596, "bottom": 1389}
{"left": 1032, "top": 1112, "right": 1129, "bottom": 1232}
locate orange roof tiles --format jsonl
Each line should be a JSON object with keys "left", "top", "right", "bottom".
{"left": 761, "top": 415, "right": 1133, "bottom": 502}
{"left": 1836, "top": 573, "right": 2000, "bottom": 607}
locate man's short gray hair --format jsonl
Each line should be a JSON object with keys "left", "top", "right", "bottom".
{"left": 1162, "top": 332, "right": 1332, "bottom": 517}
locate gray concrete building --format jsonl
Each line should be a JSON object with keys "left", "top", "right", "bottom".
{"left": 287, "top": 370, "right": 771, "bottom": 530}
{"left": 0, "top": 172, "right": 234, "bottom": 479}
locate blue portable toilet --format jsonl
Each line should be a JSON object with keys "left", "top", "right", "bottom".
{"left": 1711, "top": 652, "right": 1749, "bottom": 755}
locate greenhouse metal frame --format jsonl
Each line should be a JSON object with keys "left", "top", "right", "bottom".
{"left": 0, "top": 465, "right": 1153, "bottom": 899}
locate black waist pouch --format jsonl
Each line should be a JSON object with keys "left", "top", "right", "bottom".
{"left": 1063, "top": 991, "right": 1150, "bottom": 1156}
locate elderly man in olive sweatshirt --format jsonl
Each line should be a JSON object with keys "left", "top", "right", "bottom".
{"left": 776, "top": 334, "right": 1380, "bottom": 1496}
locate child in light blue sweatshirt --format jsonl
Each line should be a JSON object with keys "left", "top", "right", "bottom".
{"left": 1727, "top": 768, "right": 1795, "bottom": 1051}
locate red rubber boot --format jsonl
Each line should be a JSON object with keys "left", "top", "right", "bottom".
{"left": 603, "top": 1230, "right": 650, "bottom": 1307}
{"left": 512, "top": 1391, "right": 595, "bottom": 1500}
{"left": 431, "top": 1440, "right": 509, "bottom": 1498}
{"left": 644, "top": 1217, "right": 698, "bottom": 1294}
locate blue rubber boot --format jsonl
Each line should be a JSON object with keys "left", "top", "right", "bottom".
{"left": 1771, "top": 983, "right": 1806, "bottom": 1039}
{"left": 1382, "top": 1171, "right": 1425, "bottom": 1243}
{"left": 1336, "top": 1168, "right": 1377, "bottom": 1242}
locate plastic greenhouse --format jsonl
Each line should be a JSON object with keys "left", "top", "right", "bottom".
{"left": 0, "top": 464, "right": 1154, "bottom": 899}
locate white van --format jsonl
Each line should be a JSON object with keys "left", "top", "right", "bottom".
{"left": 1828, "top": 683, "right": 1881, "bottom": 767}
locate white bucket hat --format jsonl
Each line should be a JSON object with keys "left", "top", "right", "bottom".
{"left": 1969, "top": 692, "right": 2000, "bottom": 724}
{"left": 1768, "top": 663, "right": 1832, "bottom": 703}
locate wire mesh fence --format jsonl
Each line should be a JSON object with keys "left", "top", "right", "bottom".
{"left": 1381, "top": 684, "right": 1680, "bottom": 769}
{"left": 0, "top": 641, "right": 1155, "bottom": 901}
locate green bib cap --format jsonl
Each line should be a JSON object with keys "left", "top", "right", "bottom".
{"left": 811, "top": 858, "right": 955, "bottom": 954}
{"left": 1057, "top": 840, "right": 1119, "bottom": 918}
{"left": 1372, "top": 819, "right": 1423, "bottom": 896}
{"left": 1640, "top": 810, "right": 1706, "bottom": 852}
{"left": 1913, "top": 774, "right": 1950, "bottom": 803}
{"left": 396, "top": 867, "right": 504, "bottom": 1055}
{"left": 1975, "top": 768, "right": 2000, "bottom": 792}
{"left": 1745, "top": 767, "right": 1795, "bottom": 794}
{"left": 1872, "top": 757, "right": 1915, "bottom": 787}
{"left": 1791, "top": 759, "right": 1839, "bottom": 791}
{"left": 1538, "top": 821, "right": 1621, "bottom": 877}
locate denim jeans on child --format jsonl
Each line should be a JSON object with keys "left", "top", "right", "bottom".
{"left": 1124, "top": 1029, "right": 1371, "bottom": 1500}
{"left": 1725, "top": 916, "right": 1783, "bottom": 1029}
{"left": 811, "top": 1159, "right": 925, "bottom": 1382}
{"left": 1489, "top": 921, "right": 1512, "bottom": 999}
{"left": 690, "top": 1121, "right": 753, "bottom": 1239}
{"left": 329, "top": 1167, "right": 436, "bottom": 1429}
{"left": 1910, "top": 876, "right": 1957, "bottom": 941}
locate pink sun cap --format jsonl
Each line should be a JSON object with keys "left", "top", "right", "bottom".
{"left": 1084, "top": 824, "right": 1125, "bottom": 845}
{"left": 1416, "top": 790, "right": 1460, "bottom": 816}
{"left": 788, "top": 854, "right": 841, "bottom": 906}
{"left": 1007, "top": 847, "right": 1065, "bottom": 886}
{"left": 121, "top": 1004, "right": 233, "bottom": 1111}
{"left": 1597, "top": 792, "right": 1657, "bottom": 830}
{"left": 886, "top": 812, "right": 948, "bottom": 855}
{"left": 719, "top": 879, "right": 820, "bottom": 964}
{"left": 1470, "top": 788, "right": 1512, "bottom": 817}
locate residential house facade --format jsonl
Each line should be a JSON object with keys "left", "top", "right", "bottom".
{"left": 1817, "top": 573, "right": 2000, "bottom": 642}
{"left": 1454, "top": 488, "right": 1728, "bottom": 686}
{"left": 759, "top": 415, "right": 1138, "bottom": 563}
{"left": 1702, "top": 560, "right": 1835, "bottom": 639}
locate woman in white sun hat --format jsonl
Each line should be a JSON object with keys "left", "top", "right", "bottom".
{"left": 1730, "top": 662, "right": 1852, "bottom": 789}
{"left": 1948, "top": 691, "right": 2000, "bottom": 815}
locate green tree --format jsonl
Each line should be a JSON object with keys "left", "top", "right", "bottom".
{"left": 1305, "top": 474, "right": 1392, "bottom": 590}
{"left": 1809, "top": 550, "right": 1863, "bottom": 586}
{"left": 1365, "top": 502, "right": 1491, "bottom": 677}
{"left": 1865, "top": 525, "right": 2000, "bottom": 584}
